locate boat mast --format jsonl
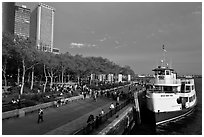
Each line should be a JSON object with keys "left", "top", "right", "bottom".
{"left": 162, "top": 44, "right": 167, "bottom": 68}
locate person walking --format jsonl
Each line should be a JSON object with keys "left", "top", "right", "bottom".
{"left": 100, "top": 109, "right": 105, "bottom": 116}
{"left": 109, "top": 103, "right": 115, "bottom": 117}
{"left": 37, "top": 108, "right": 44, "bottom": 123}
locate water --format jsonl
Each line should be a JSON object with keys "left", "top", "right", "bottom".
{"left": 131, "top": 78, "right": 202, "bottom": 135}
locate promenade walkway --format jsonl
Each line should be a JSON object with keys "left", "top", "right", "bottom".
{"left": 2, "top": 97, "right": 115, "bottom": 135}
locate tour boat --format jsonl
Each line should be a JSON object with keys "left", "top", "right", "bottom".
{"left": 146, "top": 46, "right": 197, "bottom": 125}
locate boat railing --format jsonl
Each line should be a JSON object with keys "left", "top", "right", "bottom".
{"left": 148, "top": 89, "right": 179, "bottom": 94}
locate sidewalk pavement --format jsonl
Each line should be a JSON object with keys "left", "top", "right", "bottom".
{"left": 45, "top": 100, "right": 123, "bottom": 135}
{"left": 2, "top": 97, "right": 114, "bottom": 135}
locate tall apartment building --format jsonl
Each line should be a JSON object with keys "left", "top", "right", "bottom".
{"left": 14, "top": 5, "right": 31, "bottom": 37}
{"left": 30, "top": 3, "right": 55, "bottom": 52}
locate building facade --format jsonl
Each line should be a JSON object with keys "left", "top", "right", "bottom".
{"left": 30, "top": 3, "right": 55, "bottom": 52}
{"left": 14, "top": 5, "right": 31, "bottom": 37}
{"left": 118, "top": 74, "right": 123, "bottom": 82}
{"left": 2, "top": 2, "right": 15, "bottom": 34}
{"left": 52, "top": 47, "right": 60, "bottom": 54}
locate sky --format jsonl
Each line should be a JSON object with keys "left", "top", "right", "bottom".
{"left": 16, "top": 2, "right": 202, "bottom": 75}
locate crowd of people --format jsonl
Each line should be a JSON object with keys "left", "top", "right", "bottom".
{"left": 8, "top": 81, "right": 137, "bottom": 127}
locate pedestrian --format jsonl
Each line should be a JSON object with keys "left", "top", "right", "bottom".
{"left": 93, "top": 92, "right": 97, "bottom": 102}
{"left": 95, "top": 116, "right": 99, "bottom": 128}
{"left": 37, "top": 108, "right": 44, "bottom": 123}
{"left": 109, "top": 103, "right": 115, "bottom": 110}
{"left": 87, "top": 114, "right": 95, "bottom": 132}
{"left": 83, "top": 92, "right": 86, "bottom": 99}
{"left": 100, "top": 109, "right": 105, "bottom": 116}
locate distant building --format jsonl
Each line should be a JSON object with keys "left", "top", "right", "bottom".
{"left": 108, "top": 74, "right": 114, "bottom": 83}
{"left": 2, "top": 2, "right": 16, "bottom": 34}
{"left": 128, "top": 74, "right": 131, "bottom": 81}
{"left": 2, "top": 3, "right": 31, "bottom": 38}
{"left": 102, "top": 74, "right": 106, "bottom": 82}
{"left": 14, "top": 5, "right": 31, "bottom": 38}
{"left": 90, "top": 74, "right": 95, "bottom": 81}
{"left": 52, "top": 47, "right": 60, "bottom": 54}
{"left": 30, "top": 3, "right": 55, "bottom": 52}
{"left": 118, "top": 74, "right": 122, "bottom": 82}
{"left": 98, "top": 74, "right": 103, "bottom": 82}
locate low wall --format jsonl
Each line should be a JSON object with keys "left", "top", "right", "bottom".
{"left": 2, "top": 95, "right": 84, "bottom": 120}
{"left": 98, "top": 106, "right": 134, "bottom": 135}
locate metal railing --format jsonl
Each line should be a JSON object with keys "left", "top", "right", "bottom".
{"left": 73, "top": 99, "right": 130, "bottom": 135}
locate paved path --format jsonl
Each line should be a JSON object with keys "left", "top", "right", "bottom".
{"left": 45, "top": 99, "right": 121, "bottom": 135}
{"left": 2, "top": 97, "right": 114, "bottom": 135}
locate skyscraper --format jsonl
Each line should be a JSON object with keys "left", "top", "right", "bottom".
{"left": 14, "top": 5, "right": 31, "bottom": 37}
{"left": 2, "top": 2, "right": 15, "bottom": 34}
{"left": 30, "top": 3, "right": 55, "bottom": 52}
{"left": 3, "top": 3, "right": 31, "bottom": 38}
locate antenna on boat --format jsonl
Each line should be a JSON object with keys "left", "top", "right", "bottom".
{"left": 162, "top": 44, "right": 167, "bottom": 68}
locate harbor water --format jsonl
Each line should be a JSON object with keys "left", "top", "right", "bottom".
{"left": 130, "top": 78, "right": 202, "bottom": 135}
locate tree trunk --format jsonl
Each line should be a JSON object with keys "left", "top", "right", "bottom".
{"left": 49, "top": 69, "right": 54, "bottom": 88}
{"left": 43, "top": 64, "right": 47, "bottom": 93}
{"left": 61, "top": 69, "right": 64, "bottom": 84}
{"left": 30, "top": 66, "right": 34, "bottom": 90}
{"left": 20, "top": 59, "right": 25, "bottom": 95}
{"left": 2, "top": 59, "right": 7, "bottom": 87}
{"left": 50, "top": 76, "right": 53, "bottom": 88}
{"left": 3, "top": 67, "right": 7, "bottom": 87}
{"left": 17, "top": 67, "right": 20, "bottom": 85}
{"left": 44, "top": 76, "right": 48, "bottom": 92}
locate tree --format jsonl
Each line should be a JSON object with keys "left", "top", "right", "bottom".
{"left": 56, "top": 52, "right": 74, "bottom": 84}
{"left": 12, "top": 35, "right": 38, "bottom": 95}
{"left": 2, "top": 32, "right": 14, "bottom": 86}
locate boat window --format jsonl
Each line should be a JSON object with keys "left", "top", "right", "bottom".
{"left": 185, "top": 86, "right": 191, "bottom": 93}
{"left": 150, "top": 86, "right": 163, "bottom": 93}
{"left": 189, "top": 96, "right": 194, "bottom": 102}
{"left": 158, "top": 70, "right": 165, "bottom": 75}
{"left": 163, "top": 86, "right": 173, "bottom": 93}
{"left": 166, "top": 70, "right": 170, "bottom": 75}
{"left": 172, "top": 87, "right": 178, "bottom": 93}
{"left": 184, "top": 97, "right": 188, "bottom": 102}
{"left": 192, "top": 85, "right": 194, "bottom": 90}
{"left": 181, "top": 84, "right": 185, "bottom": 93}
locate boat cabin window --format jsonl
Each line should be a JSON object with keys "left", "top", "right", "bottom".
{"left": 185, "top": 86, "right": 191, "bottom": 93}
{"left": 192, "top": 85, "right": 194, "bottom": 90}
{"left": 155, "top": 86, "right": 162, "bottom": 91}
{"left": 158, "top": 70, "right": 165, "bottom": 75}
{"left": 172, "top": 87, "right": 178, "bottom": 93}
{"left": 165, "top": 70, "right": 170, "bottom": 75}
{"left": 163, "top": 86, "right": 173, "bottom": 93}
{"left": 181, "top": 83, "right": 185, "bottom": 93}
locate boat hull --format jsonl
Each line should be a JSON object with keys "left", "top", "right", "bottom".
{"left": 154, "top": 106, "right": 196, "bottom": 125}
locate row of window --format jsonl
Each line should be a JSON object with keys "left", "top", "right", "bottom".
{"left": 150, "top": 86, "right": 178, "bottom": 93}
{"left": 181, "top": 85, "right": 194, "bottom": 93}
{"left": 155, "top": 70, "right": 172, "bottom": 75}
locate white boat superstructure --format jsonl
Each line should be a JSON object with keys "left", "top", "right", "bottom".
{"left": 146, "top": 45, "right": 197, "bottom": 125}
